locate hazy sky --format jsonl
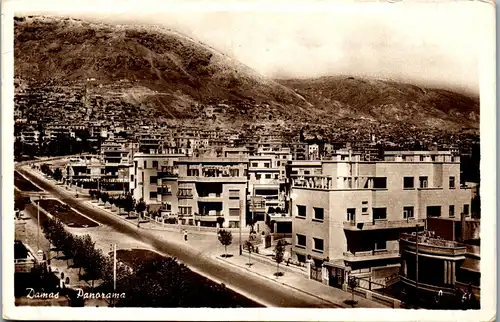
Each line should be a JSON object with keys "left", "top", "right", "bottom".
{"left": 18, "top": 1, "right": 493, "bottom": 95}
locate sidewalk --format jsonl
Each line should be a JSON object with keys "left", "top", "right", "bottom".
{"left": 20, "top": 165, "right": 388, "bottom": 308}
{"left": 216, "top": 252, "right": 386, "bottom": 308}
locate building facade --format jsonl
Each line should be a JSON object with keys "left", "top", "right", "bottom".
{"left": 288, "top": 151, "right": 473, "bottom": 287}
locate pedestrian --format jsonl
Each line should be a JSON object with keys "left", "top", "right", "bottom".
{"left": 137, "top": 221, "right": 140, "bottom": 228}
{"left": 184, "top": 230, "right": 188, "bottom": 241}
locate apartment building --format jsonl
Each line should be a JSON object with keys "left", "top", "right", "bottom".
{"left": 248, "top": 155, "right": 282, "bottom": 223}
{"left": 130, "top": 153, "right": 183, "bottom": 207}
{"left": 176, "top": 157, "right": 248, "bottom": 228}
{"left": 20, "top": 129, "right": 40, "bottom": 144}
{"left": 288, "top": 150, "right": 473, "bottom": 288}
{"left": 65, "top": 155, "right": 104, "bottom": 189}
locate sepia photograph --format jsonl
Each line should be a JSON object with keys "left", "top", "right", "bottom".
{"left": 2, "top": 0, "right": 496, "bottom": 321}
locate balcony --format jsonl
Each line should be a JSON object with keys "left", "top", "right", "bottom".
{"left": 198, "top": 193, "right": 223, "bottom": 202}
{"left": 400, "top": 233, "right": 467, "bottom": 257}
{"left": 343, "top": 250, "right": 400, "bottom": 262}
{"left": 343, "top": 218, "right": 426, "bottom": 231}
{"left": 268, "top": 213, "right": 292, "bottom": 222}
{"left": 195, "top": 212, "right": 223, "bottom": 222}
{"left": 179, "top": 176, "right": 247, "bottom": 183}
{"left": 177, "top": 192, "right": 193, "bottom": 199}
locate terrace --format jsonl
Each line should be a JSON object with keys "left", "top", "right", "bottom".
{"left": 343, "top": 218, "right": 426, "bottom": 231}
{"left": 400, "top": 232, "right": 467, "bottom": 257}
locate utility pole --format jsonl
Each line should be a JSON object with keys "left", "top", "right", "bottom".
{"left": 110, "top": 243, "right": 117, "bottom": 307}
{"left": 239, "top": 199, "right": 243, "bottom": 255}
{"left": 37, "top": 196, "right": 40, "bottom": 251}
{"left": 415, "top": 223, "right": 419, "bottom": 307}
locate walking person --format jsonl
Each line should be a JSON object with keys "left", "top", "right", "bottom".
{"left": 184, "top": 230, "right": 188, "bottom": 241}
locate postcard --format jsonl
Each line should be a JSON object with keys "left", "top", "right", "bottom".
{"left": 2, "top": 0, "right": 496, "bottom": 321}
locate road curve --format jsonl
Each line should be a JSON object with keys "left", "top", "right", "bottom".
{"left": 17, "top": 167, "right": 340, "bottom": 308}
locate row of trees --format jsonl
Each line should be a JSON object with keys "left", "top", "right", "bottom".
{"left": 218, "top": 229, "right": 286, "bottom": 276}
{"left": 41, "top": 214, "right": 253, "bottom": 307}
{"left": 40, "top": 216, "right": 111, "bottom": 287}
{"left": 39, "top": 164, "right": 63, "bottom": 182}
{"left": 88, "top": 190, "right": 146, "bottom": 214}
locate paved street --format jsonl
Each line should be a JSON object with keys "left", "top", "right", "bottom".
{"left": 17, "top": 167, "right": 343, "bottom": 308}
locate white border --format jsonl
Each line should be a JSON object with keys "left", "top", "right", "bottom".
{"left": 2, "top": 1, "right": 496, "bottom": 321}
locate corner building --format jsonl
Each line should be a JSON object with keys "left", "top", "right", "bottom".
{"left": 289, "top": 151, "right": 473, "bottom": 288}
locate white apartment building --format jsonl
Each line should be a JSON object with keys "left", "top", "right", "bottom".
{"left": 176, "top": 157, "right": 248, "bottom": 228}
{"left": 289, "top": 150, "right": 473, "bottom": 288}
{"left": 130, "top": 153, "right": 183, "bottom": 207}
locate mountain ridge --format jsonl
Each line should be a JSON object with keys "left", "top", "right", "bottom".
{"left": 14, "top": 15, "right": 479, "bottom": 130}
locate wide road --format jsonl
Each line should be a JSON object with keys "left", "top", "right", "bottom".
{"left": 17, "top": 167, "right": 339, "bottom": 308}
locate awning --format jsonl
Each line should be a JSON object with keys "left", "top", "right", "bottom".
{"left": 460, "top": 258, "right": 480, "bottom": 273}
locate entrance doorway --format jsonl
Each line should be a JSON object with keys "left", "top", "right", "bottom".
{"left": 329, "top": 267, "right": 345, "bottom": 288}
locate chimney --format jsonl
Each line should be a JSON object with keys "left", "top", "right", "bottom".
{"left": 460, "top": 212, "right": 466, "bottom": 242}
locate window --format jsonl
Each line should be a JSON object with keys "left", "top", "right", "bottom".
{"left": 178, "top": 188, "right": 192, "bottom": 197}
{"left": 403, "top": 177, "right": 414, "bottom": 189}
{"left": 131, "top": 174, "right": 134, "bottom": 182}
{"left": 313, "top": 238, "right": 324, "bottom": 252}
{"left": 304, "top": 170, "right": 310, "bottom": 175}
{"left": 449, "top": 176, "right": 455, "bottom": 189}
{"left": 277, "top": 161, "right": 280, "bottom": 166}
{"left": 464, "top": 204, "right": 470, "bottom": 216}
{"left": 152, "top": 160, "right": 158, "bottom": 169}
{"left": 256, "top": 174, "right": 261, "bottom": 180}
{"left": 373, "top": 208, "right": 387, "bottom": 220}
{"left": 347, "top": 208, "right": 356, "bottom": 221}
{"left": 274, "top": 174, "right": 279, "bottom": 179}
{"left": 420, "top": 156, "right": 425, "bottom": 161}
{"left": 375, "top": 240, "right": 387, "bottom": 251}
{"left": 449, "top": 205, "right": 455, "bottom": 218}
{"left": 149, "top": 191, "right": 157, "bottom": 199}
{"left": 265, "top": 174, "right": 271, "bottom": 179}
{"left": 179, "top": 206, "right": 192, "bottom": 215}
{"left": 251, "top": 162, "right": 258, "bottom": 167}
{"left": 161, "top": 185, "right": 172, "bottom": 195}
{"left": 297, "top": 205, "right": 306, "bottom": 218}
{"left": 149, "top": 176, "right": 157, "bottom": 184}
{"left": 143, "top": 161, "right": 147, "bottom": 169}
{"left": 419, "top": 176, "right": 428, "bottom": 188}
{"left": 229, "top": 208, "right": 240, "bottom": 216}
{"left": 313, "top": 207, "right": 324, "bottom": 221}
{"left": 296, "top": 234, "right": 306, "bottom": 248}
{"left": 229, "top": 190, "right": 240, "bottom": 200}
{"left": 264, "top": 162, "right": 270, "bottom": 168}
{"left": 361, "top": 207, "right": 368, "bottom": 214}
{"left": 426, "top": 206, "right": 441, "bottom": 218}
{"left": 373, "top": 177, "right": 387, "bottom": 189}
{"left": 229, "top": 169, "right": 240, "bottom": 177}
{"left": 403, "top": 206, "right": 414, "bottom": 219}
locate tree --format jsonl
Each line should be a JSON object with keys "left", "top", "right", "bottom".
{"left": 82, "top": 248, "right": 105, "bottom": 289}
{"left": 101, "top": 192, "right": 109, "bottom": 204}
{"left": 73, "top": 234, "right": 94, "bottom": 278}
{"left": 244, "top": 240, "right": 253, "bottom": 266}
{"left": 53, "top": 168, "right": 63, "bottom": 181}
{"left": 136, "top": 198, "right": 146, "bottom": 214}
{"left": 216, "top": 216, "right": 225, "bottom": 229}
{"left": 347, "top": 276, "right": 359, "bottom": 307}
{"left": 274, "top": 239, "right": 285, "bottom": 276}
{"left": 14, "top": 193, "right": 29, "bottom": 212}
{"left": 123, "top": 193, "right": 135, "bottom": 213}
{"left": 217, "top": 230, "right": 233, "bottom": 258}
